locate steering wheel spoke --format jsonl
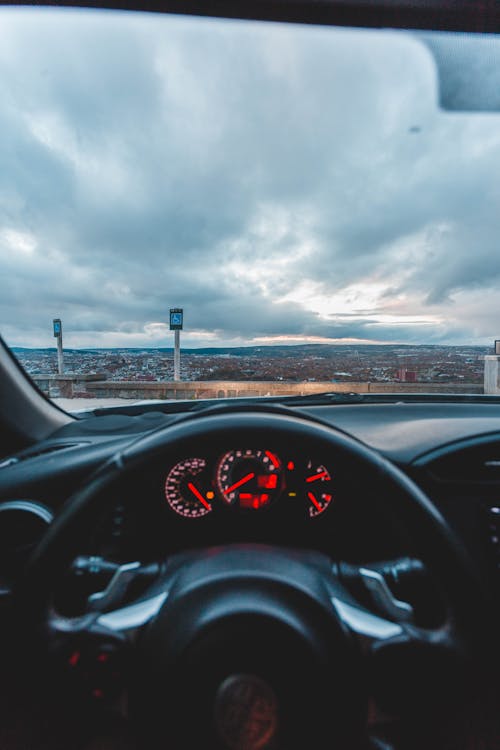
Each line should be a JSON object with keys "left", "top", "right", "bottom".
{"left": 36, "top": 557, "right": 169, "bottom": 711}
{"left": 331, "top": 558, "right": 472, "bottom": 719}
{"left": 48, "top": 551, "right": 170, "bottom": 641}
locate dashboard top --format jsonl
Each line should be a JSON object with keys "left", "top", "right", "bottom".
{"left": 54, "top": 400, "right": 500, "bottom": 462}
{"left": 306, "top": 402, "right": 500, "bottom": 463}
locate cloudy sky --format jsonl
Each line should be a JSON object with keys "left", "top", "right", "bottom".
{"left": 1, "top": 8, "right": 500, "bottom": 349}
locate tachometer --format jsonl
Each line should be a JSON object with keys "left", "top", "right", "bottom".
{"left": 164, "top": 458, "right": 214, "bottom": 518}
{"left": 216, "top": 449, "right": 282, "bottom": 509}
{"left": 304, "top": 460, "right": 333, "bottom": 518}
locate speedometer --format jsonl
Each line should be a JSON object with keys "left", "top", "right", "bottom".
{"left": 216, "top": 449, "right": 282, "bottom": 509}
{"left": 164, "top": 458, "right": 214, "bottom": 518}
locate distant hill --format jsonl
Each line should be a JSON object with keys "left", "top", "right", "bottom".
{"left": 11, "top": 343, "right": 489, "bottom": 357}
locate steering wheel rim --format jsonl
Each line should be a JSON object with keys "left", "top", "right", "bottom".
{"left": 13, "top": 409, "right": 497, "bottom": 748}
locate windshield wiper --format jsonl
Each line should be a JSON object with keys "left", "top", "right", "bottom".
{"left": 280, "top": 392, "right": 368, "bottom": 406}
{"left": 281, "top": 392, "right": 500, "bottom": 406}
{"left": 76, "top": 390, "right": 500, "bottom": 418}
{"left": 75, "top": 393, "right": 358, "bottom": 418}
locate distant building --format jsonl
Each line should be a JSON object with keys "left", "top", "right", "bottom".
{"left": 396, "top": 368, "right": 417, "bottom": 382}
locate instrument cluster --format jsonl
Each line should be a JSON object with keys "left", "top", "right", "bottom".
{"left": 164, "top": 449, "right": 334, "bottom": 520}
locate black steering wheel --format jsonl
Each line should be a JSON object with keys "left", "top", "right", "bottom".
{"left": 13, "top": 410, "right": 496, "bottom": 750}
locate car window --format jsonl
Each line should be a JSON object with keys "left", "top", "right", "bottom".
{"left": 1, "top": 8, "right": 498, "bottom": 411}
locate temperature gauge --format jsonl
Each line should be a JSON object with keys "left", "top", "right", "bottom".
{"left": 304, "top": 460, "right": 333, "bottom": 518}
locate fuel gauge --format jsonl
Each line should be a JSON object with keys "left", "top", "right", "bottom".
{"left": 304, "top": 460, "right": 334, "bottom": 518}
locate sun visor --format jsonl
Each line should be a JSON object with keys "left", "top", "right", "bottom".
{"left": 420, "top": 32, "right": 500, "bottom": 111}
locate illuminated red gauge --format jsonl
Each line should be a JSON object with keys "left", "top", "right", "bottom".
{"left": 304, "top": 460, "right": 334, "bottom": 518}
{"left": 216, "top": 449, "right": 282, "bottom": 510}
{"left": 164, "top": 458, "right": 214, "bottom": 518}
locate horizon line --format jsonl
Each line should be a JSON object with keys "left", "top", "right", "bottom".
{"left": 10, "top": 342, "right": 490, "bottom": 351}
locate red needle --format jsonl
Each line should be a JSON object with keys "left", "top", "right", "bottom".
{"left": 307, "top": 491, "right": 322, "bottom": 513}
{"left": 224, "top": 472, "right": 255, "bottom": 495}
{"left": 187, "top": 482, "right": 211, "bottom": 510}
{"left": 306, "top": 471, "right": 329, "bottom": 483}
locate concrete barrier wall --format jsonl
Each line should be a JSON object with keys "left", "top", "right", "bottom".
{"left": 33, "top": 375, "right": 483, "bottom": 400}
{"left": 33, "top": 374, "right": 107, "bottom": 399}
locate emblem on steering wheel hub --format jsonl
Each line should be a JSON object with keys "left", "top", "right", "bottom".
{"left": 214, "top": 673, "right": 278, "bottom": 750}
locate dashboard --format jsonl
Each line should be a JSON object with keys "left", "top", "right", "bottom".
{"left": 1, "top": 400, "right": 500, "bottom": 592}
{"left": 1, "top": 398, "right": 500, "bottom": 750}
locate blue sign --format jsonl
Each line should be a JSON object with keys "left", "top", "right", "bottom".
{"left": 170, "top": 309, "right": 183, "bottom": 330}
{"left": 53, "top": 319, "right": 62, "bottom": 337}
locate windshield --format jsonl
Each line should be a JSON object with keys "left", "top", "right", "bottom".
{"left": 1, "top": 8, "right": 498, "bottom": 411}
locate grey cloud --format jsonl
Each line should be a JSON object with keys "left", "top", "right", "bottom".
{"left": 1, "top": 10, "right": 500, "bottom": 348}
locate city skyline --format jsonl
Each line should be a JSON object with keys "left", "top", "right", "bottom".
{"left": 14, "top": 343, "right": 487, "bottom": 386}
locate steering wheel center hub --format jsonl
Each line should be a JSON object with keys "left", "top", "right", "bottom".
{"left": 214, "top": 673, "right": 278, "bottom": 750}
{"left": 131, "top": 546, "right": 363, "bottom": 749}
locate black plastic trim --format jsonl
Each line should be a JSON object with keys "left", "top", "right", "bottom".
{"left": 413, "top": 431, "right": 500, "bottom": 468}
{"left": 4, "top": 0, "right": 500, "bottom": 34}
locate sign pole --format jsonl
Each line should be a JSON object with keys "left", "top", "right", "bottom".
{"left": 169, "top": 308, "right": 183, "bottom": 382}
{"left": 53, "top": 318, "right": 64, "bottom": 375}
{"left": 174, "top": 329, "right": 180, "bottom": 381}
